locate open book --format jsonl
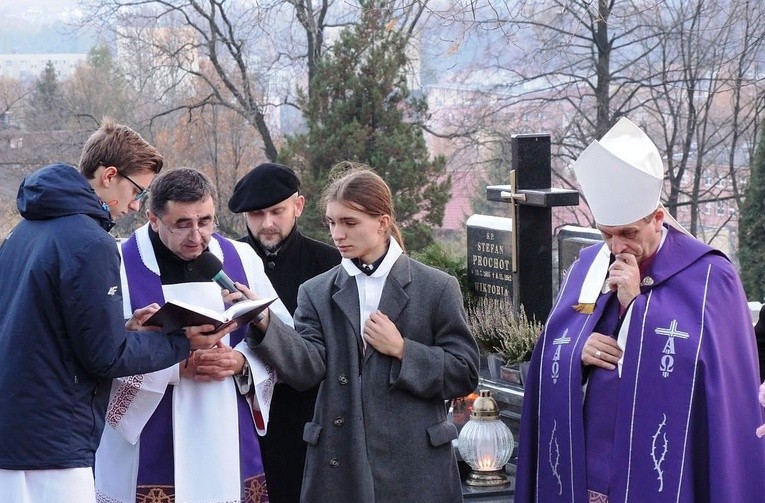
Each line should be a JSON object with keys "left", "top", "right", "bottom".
{"left": 144, "top": 297, "right": 277, "bottom": 333}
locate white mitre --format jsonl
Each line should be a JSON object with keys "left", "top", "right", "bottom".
{"left": 572, "top": 117, "right": 687, "bottom": 233}
{"left": 572, "top": 117, "right": 665, "bottom": 225}
{"left": 571, "top": 118, "right": 689, "bottom": 314}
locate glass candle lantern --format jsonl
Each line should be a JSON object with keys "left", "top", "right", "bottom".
{"left": 457, "top": 389, "right": 514, "bottom": 486}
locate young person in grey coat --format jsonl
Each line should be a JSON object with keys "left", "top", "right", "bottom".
{"left": 231, "top": 166, "right": 479, "bottom": 502}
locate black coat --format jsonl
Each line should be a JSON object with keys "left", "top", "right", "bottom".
{"left": 240, "top": 228, "right": 340, "bottom": 503}
{"left": 241, "top": 228, "right": 340, "bottom": 315}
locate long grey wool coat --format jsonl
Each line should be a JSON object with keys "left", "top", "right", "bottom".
{"left": 247, "top": 254, "right": 480, "bottom": 502}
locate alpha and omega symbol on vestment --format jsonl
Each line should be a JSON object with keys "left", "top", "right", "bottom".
{"left": 550, "top": 329, "right": 570, "bottom": 384}
{"left": 655, "top": 319, "right": 689, "bottom": 378}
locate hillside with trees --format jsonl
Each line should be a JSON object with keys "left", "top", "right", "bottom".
{"left": 0, "top": 0, "right": 763, "bottom": 288}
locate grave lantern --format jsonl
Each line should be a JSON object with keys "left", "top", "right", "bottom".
{"left": 457, "top": 390, "right": 514, "bottom": 486}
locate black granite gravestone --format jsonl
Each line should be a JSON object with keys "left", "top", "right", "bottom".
{"left": 485, "top": 134, "right": 579, "bottom": 323}
{"left": 466, "top": 215, "right": 514, "bottom": 303}
{"left": 557, "top": 225, "right": 603, "bottom": 284}
{"left": 461, "top": 134, "right": 580, "bottom": 502}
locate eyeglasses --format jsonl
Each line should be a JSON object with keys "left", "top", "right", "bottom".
{"left": 120, "top": 173, "right": 149, "bottom": 202}
{"left": 157, "top": 217, "right": 218, "bottom": 238}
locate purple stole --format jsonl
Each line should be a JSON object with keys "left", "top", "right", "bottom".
{"left": 120, "top": 232, "right": 268, "bottom": 502}
{"left": 516, "top": 227, "right": 765, "bottom": 503}
{"left": 582, "top": 293, "right": 621, "bottom": 498}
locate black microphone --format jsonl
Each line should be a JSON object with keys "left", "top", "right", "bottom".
{"left": 195, "top": 251, "right": 244, "bottom": 303}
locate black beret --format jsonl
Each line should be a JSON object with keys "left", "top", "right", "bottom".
{"left": 228, "top": 163, "right": 301, "bottom": 212}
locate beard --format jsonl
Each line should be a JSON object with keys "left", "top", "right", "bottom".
{"left": 257, "top": 231, "right": 284, "bottom": 253}
{"left": 249, "top": 216, "right": 296, "bottom": 254}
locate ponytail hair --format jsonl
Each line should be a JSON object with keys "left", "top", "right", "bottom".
{"left": 321, "top": 162, "right": 405, "bottom": 252}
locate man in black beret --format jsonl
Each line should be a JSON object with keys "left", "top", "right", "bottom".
{"left": 228, "top": 162, "right": 340, "bottom": 503}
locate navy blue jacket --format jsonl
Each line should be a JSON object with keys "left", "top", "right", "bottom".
{"left": 0, "top": 164, "right": 190, "bottom": 470}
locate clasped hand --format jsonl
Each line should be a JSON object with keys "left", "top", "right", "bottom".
{"left": 581, "top": 332, "right": 622, "bottom": 371}
{"left": 363, "top": 310, "right": 404, "bottom": 360}
{"left": 180, "top": 342, "right": 246, "bottom": 381}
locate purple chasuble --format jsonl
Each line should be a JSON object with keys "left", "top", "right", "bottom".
{"left": 583, "top": 293, "right": 621, "bottom": 498}
{"left": 515, "top": 227, "right": 765, "bottom": 503}
{"left": 120, "top": 232, "right": 268, "bottom": 502}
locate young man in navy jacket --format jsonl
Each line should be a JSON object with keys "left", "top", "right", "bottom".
{"left": 0, "top": 118, "right": 233, "bottom": 502}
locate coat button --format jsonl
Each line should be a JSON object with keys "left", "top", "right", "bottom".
{"left": 329, "top": 458, "right": 340, "bottom": 468}
{"left": 333, "top": 416, "right": 344, "bottom": 427}
{"left": 338, "top": 374, "right": 348, "bottom": 385}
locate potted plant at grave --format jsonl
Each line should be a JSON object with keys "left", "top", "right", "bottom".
{"left": 496, "top": 304, "right": 543, "bottom": 386}
{"left": 469, "top": 297, "right": 543, "bottom": 385}
{"left": 468, "top": 297, "right": 508, "bottom": 379}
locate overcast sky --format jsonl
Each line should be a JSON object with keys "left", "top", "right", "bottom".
{"left": 1, "top": 0, "right": 81, "bottom": 23}
{"left": 0, "top": 0, "right": 91, "bottom": 54}
{"left": 6, "top": 0, "right": 76, "bottom": 11}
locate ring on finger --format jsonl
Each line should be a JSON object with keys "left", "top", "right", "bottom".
{"left": 595, "top": 350, "right": 602, "bottom": 359}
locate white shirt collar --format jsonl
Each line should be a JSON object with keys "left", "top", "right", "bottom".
{"left": 341, "top": 238, "right": 403, "bottom": 277}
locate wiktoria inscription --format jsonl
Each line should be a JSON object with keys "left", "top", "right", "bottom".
{"left": 466, "top": 215, "right": 514, "bottom": 303}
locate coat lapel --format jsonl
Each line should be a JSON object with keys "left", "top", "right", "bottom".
{"left": 332, "top": 269, "right": 363, "bottom": 357}
{"left": 363, "top": 256, "right": 412, "bottom": 361}
{"left": 331, "top": 255, "right": 412, "bottom": 362}
{"left": 377, "top": 255, "right": 411, "bottom": 324}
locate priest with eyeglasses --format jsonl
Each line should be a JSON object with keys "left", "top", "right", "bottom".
{"left": 95, "top": 167, "right": 291, "bottom": 503}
